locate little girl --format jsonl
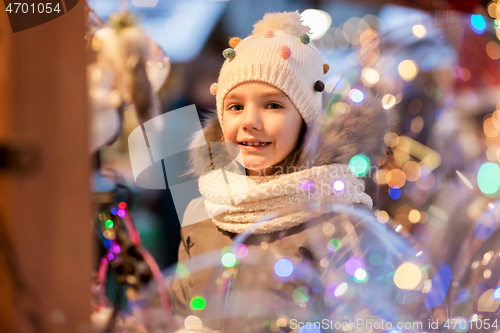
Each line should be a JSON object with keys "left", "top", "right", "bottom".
{"left": 170, "top": 11, "right": 425, "bottom": 333}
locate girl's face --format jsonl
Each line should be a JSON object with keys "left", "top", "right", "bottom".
{"left": 222, "top": 82, "right": 303, "bottom": 176}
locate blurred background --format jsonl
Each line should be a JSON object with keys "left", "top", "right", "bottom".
{"left": 2, "top": 0, "right": 500, "bottom": 332}
{"left": 87, "top": 0, "right": 500, "bottom": 276}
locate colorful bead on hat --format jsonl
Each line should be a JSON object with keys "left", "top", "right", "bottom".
{"left": 323, "top": 64, "right": 330, "bottom": 74}
{"left": 214, "top": 11, "right": 325, "bottom": 128}
{"left": 210, "top": 83, "right": 218, "bottom": 96}
{"left": 314, "top": 80, "right": 325, "bottom": 92}
{"left": 222, "top": 48, "right": 235, "bottom": 59}
{"left": 229, "top": 37, "right": 241, "bottom": 48}
{"left": 300, "top": 33, "right": 310, "bottom": 44}
{"left": 279, "top": 45, "right": 291, "bottom": 59}
{"left": 262, "top": 29, "right": 274, "bottom": 38}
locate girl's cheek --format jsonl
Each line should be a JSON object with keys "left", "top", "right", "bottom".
{"left": 222, "top": 119, "right": 238, "bottom": 142}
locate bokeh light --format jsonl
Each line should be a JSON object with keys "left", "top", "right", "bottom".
{"left": 456, "top": 288, "right": 470, "bottom": 303}
{"left": 488, "top": 2, "right": 500, "bottom": 18}
{"left": 398, "top": 59, "right": 418, "bottom": 81}
{"left": 412, "top": 24, "right": 426, "bottom": 38}
{"left": 477, "top": 162, "right": 500, "bottom": 194}
{"left": 327, "top": 238, "right": 342, "bottom": 252}
{"left": 494, "top": 287, "right": 500, "bottom": 299}
{"left": 486, "top": 41, "right": 500, "bottom": 60}
{"left": 292, "top": 287, "right": 310, "bottom": 303}
{"left": 322, "top": 223, "right": 336, "bottom": 236}
{"left": 435, "top": 108, "right": 446, "bottom": 121}
{"left": 376, "top": 210, "right": 390, "bottom": 223}
{"left": 408, "top": 209, "right": 421, "bottom": 223}
{"left": 300, "top": 9, "right": 332, "bottom": 40}
{"left": 221, "top": 253, "right": 237, "bottom": 268}
{"left": 334, "top": 282, "right": 348, "bottom": 297}
{"left": 457, "top": 66, "right": 471, "bottom": 81}
{"left": 176, "top": 263, "right": 190, "bottom": 279}
{"left": 394, "top": 262, "right": 422, "bottom": 289}
{"left": 326, "top": 282, "right": 340, "bottom": 298}
{"left": 349, "top": 154, "right": 370, "bottom": 176}
{"left": 389, "top": 186, "right": 402, "bottom": 200}
{"left": 419, "top": 166, "right": 430, "bottom": 179}
{"left": 484, "top": 117, "right": 500, "bottom": 137}
{"left": 103, "top": 230, "right": 115, "bottom": 241}
{"left": 335, "top": 102, "right": 351, "bottom": 114}
{"left": 117, "top": 209, "right": 126, "bottom": 218}
{"left": 411, "top": 116, "right": 424, "bottom": 133}
{"left": 382, "top": 94, "right": 396, "bottom": 109}
{"left": 344, "top": 256, "right": 364, "bottom": 275}
{"left": 424, "top": 265, "right": 451, "bottom": 308}
{"left": 326, "top": 76, "right": 345, "bottom": 92}
{"left": 470, "top": 14, "right": 487, "bottom": 34}
{"left": 349, "top": 89, "right": 365, "bottom": 103}
{"left": 300, "top": 180, "right": 314, "bottom": 191}
{"left": 387, "top": 169, "right": 406, "bottom": 188}
{"left": 105, "top": 220, "right": 114, "bottom": 228}
{"left": 384, "top": 132, "right": 400, "bottom": 147}
{"left": 475, "top": 207, "right": 498, "bottom": 240}
{"left": 403, "top": 161, "right": 420, "bottom": 181}
{"left": 374, "top": 169, "right": 388, "bottom": 185}
{"left": 111, "top": 244, "right": 121, "bottom": 254}
{"left": 119, "top": 202, "right": 127, "bottom": 209}
{"left": 332, "top": 179, "right": 345, "bottom": 192}
{"left": 274, "top": 258, "right": 294, "bottom": 278}
{"left": 361, "top": 67, "right": 380, "bottom": 85}
{"left": 353, "top": 268, "right": 368, "bottom": 282}
{"left": 478, "top": 289, "right": 500, "bottom": 312}
{"left": 184, "top": 315, "right": 203, "bottom": 330}
{"left": 233, "top": 244, "right": 248, "bottom": 259}
{"left": 190, "top": 296, "right": 206, "bottom": 310}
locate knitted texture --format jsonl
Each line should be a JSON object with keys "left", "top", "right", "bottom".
{"left": 216, "top": 11, "right": 324, "bottom": 128}
{"left": 198, "top": 164, "right": 373, "bottom": 234}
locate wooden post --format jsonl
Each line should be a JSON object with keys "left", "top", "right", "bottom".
{"left": 0, "top": 2, "right": 91, "bottom": 333}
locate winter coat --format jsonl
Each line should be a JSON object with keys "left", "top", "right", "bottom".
{"left": 168, "top": 100, "right": 430, "bottom": 332}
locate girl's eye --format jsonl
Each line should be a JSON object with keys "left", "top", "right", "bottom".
{"left": 228, "top": 104, "right": 244, "bottom": 111}
{"left": 266, "top": 103, "right": 282, "bottom": 109}
{"left": 227, "top": 104, "right": 243, "bottom": 111}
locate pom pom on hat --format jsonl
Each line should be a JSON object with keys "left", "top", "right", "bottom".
{"left": 210, "top": 83, "right": 218, "bottom": 96}
{"left": 229, "top": 37, "right": 241, "bottom": 48}
{"left": 252, "top": 11, "right": 310, "bottom": 37}
{"left": 279, "top": 45, "right": 291, "bottom": 59}
{"left": 223, "top": 48, "right": 235, "bottom": 59}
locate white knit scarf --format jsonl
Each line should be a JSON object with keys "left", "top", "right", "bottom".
{"left": 198, "top": 163, "right": 373, "bottom": 234}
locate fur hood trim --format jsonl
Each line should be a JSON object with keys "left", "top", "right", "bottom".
{"left": 185, "top": 94, "right": 391, "bottom": 178}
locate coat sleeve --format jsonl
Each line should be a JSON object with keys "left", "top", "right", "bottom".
{"left": 167, "top": 197, "right": 206, "bottom": 317}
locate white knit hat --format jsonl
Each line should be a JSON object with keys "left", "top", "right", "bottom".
{"left": 210, "top": 11, "right": 328, "bottom": 128}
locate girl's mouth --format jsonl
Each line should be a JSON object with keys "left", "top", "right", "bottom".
{"left": 239, "top": 142, "right": 271, "bottom": 147}
{"left": 238, "top": 142, "right": 272, "bottom": 151}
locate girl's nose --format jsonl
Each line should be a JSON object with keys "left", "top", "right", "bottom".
{"left": 241, "top": 104, "right": 263, "bottom": 131}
